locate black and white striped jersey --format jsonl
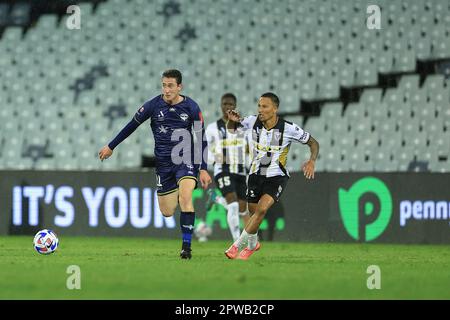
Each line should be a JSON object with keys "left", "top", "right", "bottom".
{"left": 241, "top": 115, "right": 310, "bottom": 177}
{"left": 205, "top": 119, "right": 250, "bottom": 176}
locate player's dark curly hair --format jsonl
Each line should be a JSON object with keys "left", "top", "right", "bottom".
{"left": 162, "top": 69, "right": 182, "bottom": 84}
{"left": 221, "top": 92, "right": 237, "bottom": 104}
{"left": 261, "top": 92, "right": 280, "bottom": 108}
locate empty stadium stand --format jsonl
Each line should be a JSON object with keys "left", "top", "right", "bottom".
{"left": 0, "top": 0, "right": 449, "bottom": 172}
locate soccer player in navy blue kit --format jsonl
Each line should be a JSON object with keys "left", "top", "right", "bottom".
{"left": 99, "top": 69, "right": 212, "bottom": 259}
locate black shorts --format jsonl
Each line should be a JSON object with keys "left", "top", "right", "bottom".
{"left": 214, "top": 172, "right": 247, "bottom": 200}
{"left": 246, "top": 174, "right": 289, "bottom": 203}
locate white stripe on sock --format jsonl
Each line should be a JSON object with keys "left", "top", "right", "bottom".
{"left": 233, "top": 229, "right": 248, "bottom": 248}
{"left": 247, "top": 232, "right": 258, "bottom": 250}
{"left": 227, "top": 201, "right": 240, "bottom": 242}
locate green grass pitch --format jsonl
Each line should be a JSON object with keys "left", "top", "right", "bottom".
{"left": 0, "top": 236, "right": 449, "bottom": 299}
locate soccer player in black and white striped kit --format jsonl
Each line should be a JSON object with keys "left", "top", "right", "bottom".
{"left": 225, "top": 92, "right": 319, "bottom": 260}
{"left": 205, "top": 93, "right": 251, "bottom": 242}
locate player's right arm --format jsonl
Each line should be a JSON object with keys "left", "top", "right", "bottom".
{"left": 98, "top": 101, "right": 153, "bottom": 161}
{"left": 205, "top": 123, "right": 217, "bottom": 167}
{"left": 227, "top": 110, "right": 257, "bottom": 130}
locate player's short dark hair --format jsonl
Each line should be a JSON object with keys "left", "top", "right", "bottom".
{"left": 260, "top": 92, "right": 280, "bottom": 108}
{"left": 221, "top": 92, "right": 237, "bottom": 104}
{"left": 162, "top": 69, "right": 182, "bottom": 84}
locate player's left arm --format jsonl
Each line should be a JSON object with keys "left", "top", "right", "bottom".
{"left": 302, "top": 135, "right": 319, "bottom": 180}
{"left": 192, "top": 104, "right": 212, "bottom": 189}
{"left": 287, "top": 122, "right": 319, "bottom": 180}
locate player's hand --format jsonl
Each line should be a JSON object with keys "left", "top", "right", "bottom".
{"left": 301, "top": 160, "right": 315, "bottom": 180}
{"left": 227, "top": 109, "right": 242, "bottom": 122}
{"left": 199, "top": 169, "right": 212, "bottom": 190}
{"left": 98, "top": 145, "right": 113, "bottom": 161}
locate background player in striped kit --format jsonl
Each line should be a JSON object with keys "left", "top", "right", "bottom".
{"left": 225, "top": 92, "right": 319, "bottom": 260}
{"left": 205, "top": 93, "right": 250, "bottom": 242}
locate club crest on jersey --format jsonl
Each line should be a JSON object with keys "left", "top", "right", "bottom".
{"left": 274, "top": 131, "right": 281, "bottom": 141}
{"left": 180, "top": 113, "right": 189, "bottom": 121}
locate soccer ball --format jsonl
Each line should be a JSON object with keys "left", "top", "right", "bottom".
{"left": 33, "top": 229, "right": 59, "bottom": 254}
{"left": 194, "top": 221, "right": 212, "bottom": 242}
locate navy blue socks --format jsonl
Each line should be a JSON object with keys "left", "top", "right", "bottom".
{"left": 180, "top": 212, "right": 195, "bottom": 249}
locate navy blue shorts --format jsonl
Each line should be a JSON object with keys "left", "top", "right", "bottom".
{"left": 155, "top": 162, "right": 198, "bottom": 195}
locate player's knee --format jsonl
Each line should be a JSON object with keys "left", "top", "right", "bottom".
{"left": 178, "top": 193, "right": 193, "bottom": 211}
{"left": 160, "top": 207, "right": 175, "bottom": 217}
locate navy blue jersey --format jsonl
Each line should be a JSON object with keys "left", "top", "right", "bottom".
{"left": 108, "top": 95, "right": 207, "bottom": 170}
{"left": 135, "top": 95, "right": 203, "bottom": 159}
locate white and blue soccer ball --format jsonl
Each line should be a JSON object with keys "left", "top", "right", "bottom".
{"left": 194, "top": 221, "right": 212, "bottom": 242}
{"left": 33, "top": 229, "right": 59, "bottom": 254}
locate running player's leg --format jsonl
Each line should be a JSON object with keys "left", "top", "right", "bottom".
{"left": 225, "top": 175, "right": 260, "bottom": 258}
{"left": 157, "top": 191, "right": 179, "bottom": 217}
{"left": 224, "top": 192, "right": 240, "bottom": 242}
{"left": 243, "top": 194, "right": 274, "bottom": 246}
{"left": 155, "top": 170, "right": 179, "bottom": 217}
{"left": 238, "top": 177, "right": 288, "bottom": 259}
{"left": 215, "top": 173, "right": 240, "bottom": 241}
{"left": 177, "top": 172, "right": 198, "bottom": 259}
{"left": 235, "top": 174, "right": 250, "bottom": 224}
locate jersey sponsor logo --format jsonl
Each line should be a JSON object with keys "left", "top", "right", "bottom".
{"left": 182, "top": 224, "right": 195, "bottom": 230}
{"left": 180, "top": 113, "right": 189, "bottom": 121}
{"left": 255, "top": 142, "right": 282, "bottom": 152}
{"left": 220, "top": 139, "right": 245, "bottom": 147}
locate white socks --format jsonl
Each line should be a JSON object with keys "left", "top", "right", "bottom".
{"left": 239, "top": 209, "right": 248, "bottom": 217}
{"left": 215, "top": 195, "right": 229, "bottom": 208}
{"left": 233, "top": 229, "right": 248, "bottom": 249}
{"left": 247, "top": 232, "right": 258, "bottom": 250}
{"left": 227, "top": 201, "right": 241, "bottom": 242}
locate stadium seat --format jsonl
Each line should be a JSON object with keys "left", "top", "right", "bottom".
{"left": 380, "top": 130, "right": 403, "bottom": 150}
{"left": 321, "top": 102, "right": 343, "bottom": 119}
{"left": 376, "top": 50, "right": 394, "bottom": 73}
{"left": 34, "top": 158, "right": 56, "bottom": 171}
{"left": 360, "top": 88, "right": 383, "bottom": 107}
{"left": 398, "top": 75, "right": 420, "bottom": 97}
{"left": 345, "top": 102, "right": 366, "bottom": 120}
{"left": 328, "top": 117, "right": 349, "bottom": 136}
{"left": 368, "top": 103, "right": 389, "bottom": 124}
